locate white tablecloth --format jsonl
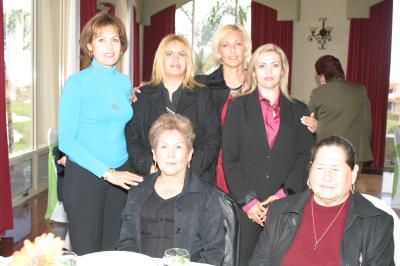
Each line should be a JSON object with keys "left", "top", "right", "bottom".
{"left": 77, "top": 251, "right": 213, "bottom": 266}
{"left": 0, "top": 256, "right": 12, "bottom": 266}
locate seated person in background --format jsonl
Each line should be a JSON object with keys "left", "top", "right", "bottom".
{"left": 117, "top": 114, "right": 225, "bottom": 265}
{"left": 249, "top": 136, "right": 394, "bottom": 266}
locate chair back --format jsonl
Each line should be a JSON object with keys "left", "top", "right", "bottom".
{"left": 217, "top": 189, "right": 240, "bottom": 266}
{"left": 361, "top": 193, "right": 400, "bottom": 264}
{"left": 392, "top": 128, "right": 400, "bottom": 207}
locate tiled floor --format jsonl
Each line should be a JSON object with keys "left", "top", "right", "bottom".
{"left": 0, "top": 172, "right": 399, "bottom": 257}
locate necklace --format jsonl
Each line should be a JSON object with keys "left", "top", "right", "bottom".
{"left": 108, "top": 95, "right": 119, "bottom": 110}
{"left": 229, "top": 84, "right": 243, "bottom": 97}
{"left": 311, "top": 197, "right": 346, "bottom": 250}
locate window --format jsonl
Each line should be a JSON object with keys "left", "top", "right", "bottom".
{"left": 385, "top": 0, "right": 400, "bottom": 170}
{"left": 4, "top": 0, "right": 33, "bottom": 154}
{"left": 3, "top": 0, "right": 60, "bottom": 202}
{"left": 176, "top": 0, "right": 251, "bottom": 74}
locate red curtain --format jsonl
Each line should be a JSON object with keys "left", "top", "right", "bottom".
{"left": 80, "top": 0, "right": 97, "bottom": 32}
{"left": 133, "top": 6, "right": 140, "bottom": 86}
{"left": 0, "top": 0, "right": 14, "bottom": 234}
{"left": 251, "top": 1, "right": 293, "bottom": 91}
{"left": 346, "top": 0, "right": 393, "bottom": 168}
{"left": 142, "top": 5, "right": 175, "bottom": 81}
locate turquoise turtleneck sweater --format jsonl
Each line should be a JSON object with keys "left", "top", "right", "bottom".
{"left": 58, "top": 59, "right": 133, "bottom": 178}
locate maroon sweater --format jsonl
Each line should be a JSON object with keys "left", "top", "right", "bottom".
{"left": 281, "top": 194, "right": 350, "bottom": 266}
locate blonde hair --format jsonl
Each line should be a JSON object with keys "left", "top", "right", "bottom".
{"left": 149, "top": 114, "right": 195, "bottom": 149}
{"left": 79, "top": 12, "right": 128, "bottom": 69}
{"left": 149, "top": 34, "right": 203, "bottom": 88}
{"left": 243, "top": 43, "right": 292, "bottom": 100}
{"left": 212, "top": 24, "right": 252, "bottom": 68}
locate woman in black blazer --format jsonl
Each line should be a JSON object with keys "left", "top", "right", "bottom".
{"left": 125, "top": 34, "right": 219, "bottom": 183}
{"left": 195, "top": 24, "right": 252, "bottom": 192}
{"left": 222, "top": 43, "right": 314, "bottom": 265}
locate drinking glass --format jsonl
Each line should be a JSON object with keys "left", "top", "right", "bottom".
{"left": 162, "top": 248, "right": 190, "bottom": 266}
{"left": 58, "top": 250, "right": 77, "bottom": 266}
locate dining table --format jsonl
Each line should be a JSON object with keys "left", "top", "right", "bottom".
{"left": 1, "top": 250, "right": 214, "bottom": 266}
{"left": 77, "top": 250, "right": 214, "bottom": 266}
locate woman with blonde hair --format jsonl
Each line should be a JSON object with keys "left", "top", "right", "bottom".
{"left": 195, "top": 24, "right": 251, "bottom": 191}
{"left": 222, "top": 43, "right": 314, "bottom": 264}
{"left": 58, "top": 12, "right": 143, "bottom": 255}
{"left": 125, "top": 34, "right": 219, "bottom": 182}
{"left": 196, "top": 25, "right": 317, "bottom": 191}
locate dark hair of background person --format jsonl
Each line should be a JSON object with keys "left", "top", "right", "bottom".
{"left": 79, "top": 12, "right": 128, "bottom": 69}
{"left": 314, "top": 55, "right": 345, "bottom": 82}
{"left": 310, "top": 135, "right": 356, "bottom": 170}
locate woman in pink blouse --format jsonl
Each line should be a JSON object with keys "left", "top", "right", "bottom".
{"left": 222, "top": 43, "right": 314, "bottom": 264}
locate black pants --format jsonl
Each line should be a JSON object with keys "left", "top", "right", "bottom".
{"left": 238, "top": 209, "right": 263, "bottom": 266}
{"left": 63, "top": 160, "right": 128, "bottom": 255}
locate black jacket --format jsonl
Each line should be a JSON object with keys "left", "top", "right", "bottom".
{"left": 195, "top": 66, "right": 230, "bottom": 117}
{"left": 249, "top": 191, "right": 395, "bottom": 266}
{"left": 116, "top": 170, "right": 225, "bottom": 265}
{"left": 125, "top": 83, "right": 220, "bottom": 182}
{"left": 222, "top": 90, "right": 314, "bottom": 207}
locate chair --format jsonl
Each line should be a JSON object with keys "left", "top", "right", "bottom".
{"left": 216, "top": 189, "right": 240, "bottom": 266}
{"left": 45, "top": 128, "right": 71, "bottom": 250}
{"left": 361, "top": 193, "right": 399, "bottom": 264}
{"left": 392, "top": 128, "right": 400, "bottom": 208}
{"left": 45, "top": 128, "right": 59, "bottom": 220}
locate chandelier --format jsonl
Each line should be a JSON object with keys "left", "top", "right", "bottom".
{"left": 308, "top": 18, "right": 332, "bottom": 49}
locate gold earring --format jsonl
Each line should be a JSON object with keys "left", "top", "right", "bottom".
{"left": 88, "top": 50, "right": 93, "bottom": 57}
{"left": 307, "top": 178, "right": 312, "bottom": 190}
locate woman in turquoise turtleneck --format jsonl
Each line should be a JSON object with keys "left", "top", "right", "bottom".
{"left": 58, "top": 12, "right": 142, "bottom": 255}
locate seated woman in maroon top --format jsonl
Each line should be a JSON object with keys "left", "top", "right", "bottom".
{"left": 249, "top": 136, "right": 394, "bottom": 265}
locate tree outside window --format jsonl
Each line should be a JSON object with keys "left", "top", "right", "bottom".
{"left": 4, "top": 0, "right": 33, "bottom": 154}
{"left": 176, "top": 0, "right": 251, "bottom": 74}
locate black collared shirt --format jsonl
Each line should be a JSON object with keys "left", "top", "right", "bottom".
{"left": 161, "top": 83, "right": 183, "bottom": 114}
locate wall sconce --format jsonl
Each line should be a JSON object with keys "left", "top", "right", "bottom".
{"left": 308, "top": 17, "right": 333, "bottom": 49}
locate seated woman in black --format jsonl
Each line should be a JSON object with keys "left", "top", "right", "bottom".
{"left": 117, "top": 114, "right": 224, "bottom": 265}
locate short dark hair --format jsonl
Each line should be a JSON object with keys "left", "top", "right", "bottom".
{"left": 315, "top": 55, "right": 345, "bottom": 82}
{"left": 310, "top": 136, "right": 356, "bottom": 169}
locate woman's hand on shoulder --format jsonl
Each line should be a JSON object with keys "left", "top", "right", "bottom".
{"left": 103, "top": 169, "right": 143, "bottom": 190}
{"left": 301, "top": 112, "right": 318, "bottom": 133}
{"left": 130, "top": 82, "right": 148, "bottom": 103}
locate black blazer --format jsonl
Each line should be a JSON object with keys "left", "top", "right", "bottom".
{"left": 249, "top": 191, "right": 394, "bottom": 265}
{"left": 195, "top": 66, "right": 230, "bottom": 117}
{"left": 222, "top": 90, "right": 314, "bottom": 207}
{"left": 116, "top": 170, "right": 225, "bottom": 265}
{"left": 125, "top": 83, "right": 220, "bottom": 182}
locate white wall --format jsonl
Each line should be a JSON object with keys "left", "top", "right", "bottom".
{"left": 291, "top": 0, "right": 350, "bottom": 103}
